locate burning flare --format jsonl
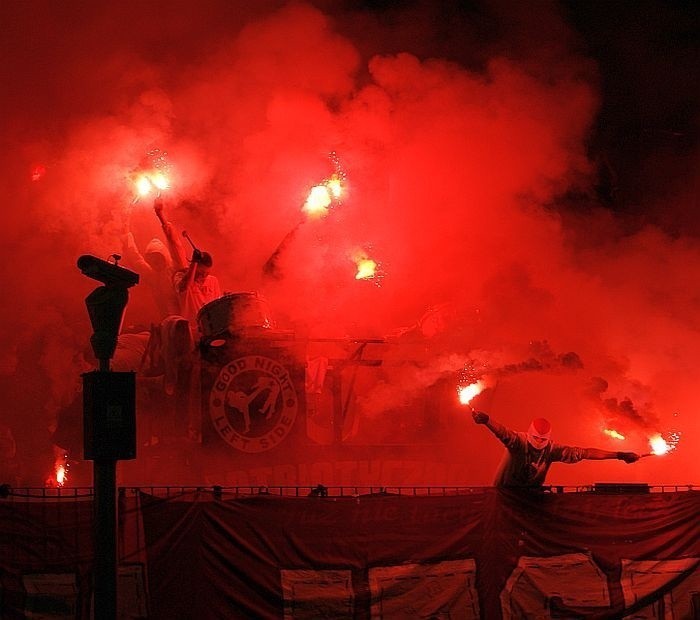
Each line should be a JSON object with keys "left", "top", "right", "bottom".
{"left": 647, "top": 431, "right": 681, "bottom": 456}
{"left": 326, "top": 174, "right": 343, "bottom": 199}
{"left": 135, "top": 175, "right": 153, "bottom": 197}
{"left": 355, "top": 257, "right": 377, "bottom": 280}
{"left": 133, "top": 171, "right": 170, "bottom": 200}
{"left": 131, "top": 147, "right": 172, "bottom": 201}
{"left": 303, "top": 184, "right": 332, "bottom": 217}
{"left": 457, "top": 381, "right": 485, "bottom": 406}
{"left": 151, "top": 171, "right": 169, "bottom": 191}
{"left": 301, "top": 166, "right": 346, "bottom": 219}
{"left": 603, "top": 428, "right": 625, "bottom": 440}
{"left": 46, "top": 451, "right": 69, "bottom": 487}
{"left": 350, "top": 248, "right": 381, "bottom": 282}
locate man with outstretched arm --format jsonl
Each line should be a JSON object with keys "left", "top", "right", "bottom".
{"left": 471, "top": 411, "right": 640, "bottom": 488}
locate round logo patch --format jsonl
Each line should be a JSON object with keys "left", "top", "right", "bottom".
{"left": 209, "top": 355, "right": 298, "bottom": 453}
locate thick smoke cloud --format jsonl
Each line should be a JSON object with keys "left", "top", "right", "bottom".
{"left": 0, "top": 0, "right": 696, "bottom": 485}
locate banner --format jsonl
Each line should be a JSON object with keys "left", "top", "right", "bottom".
{"left": 1, "top": 489, "right": 698, "bottom": 618}
{"left": 139, "top": 489, "right": 700, "bottom": 619}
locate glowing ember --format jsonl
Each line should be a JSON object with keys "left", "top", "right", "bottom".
{"left": 458, "top": 381, "right": 484, "bottom": 406}
{"left": 603, "top": 428, "right": 625, "bottom": 440}
{"left": 303, "top": 184, "right": 332, "bottom": 217}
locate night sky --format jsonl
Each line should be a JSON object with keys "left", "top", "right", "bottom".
{"left": 0, "top": 0, "right": 697, "bottom": 486}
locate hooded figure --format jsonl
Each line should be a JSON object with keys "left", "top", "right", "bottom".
{"left": 122, "top": 233, "right": 181, "bottom": 320}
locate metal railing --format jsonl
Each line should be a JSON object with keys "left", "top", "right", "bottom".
{"left": 0, "top": 484, "right": 696, "bottom": 500}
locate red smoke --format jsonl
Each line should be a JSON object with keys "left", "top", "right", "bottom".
{"left": 0, "top": 1, "right": 696, "bottom": 485}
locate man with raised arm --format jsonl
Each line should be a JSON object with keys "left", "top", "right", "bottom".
{"left": 154, "top": 198, "right": 221, "bottom": 324}
{"left": 472, "top": 411, "right": 640, "bottom": 488}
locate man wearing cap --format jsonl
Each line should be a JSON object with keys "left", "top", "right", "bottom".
{"left": 173, "top": 248, "right": 221, "bottom": 325}
{"left": 472, "top": 411, "right": 640, "bottom": 487}
{"left": 153, "top": 198, "right": 222, "bottom": 325}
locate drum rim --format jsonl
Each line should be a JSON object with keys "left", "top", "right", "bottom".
{"left": 196, "top": 291, "right": 275, "bottom": 335}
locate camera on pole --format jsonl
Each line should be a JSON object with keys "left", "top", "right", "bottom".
{"left": 77, "top": 253, "right": 140, "bottom": 620}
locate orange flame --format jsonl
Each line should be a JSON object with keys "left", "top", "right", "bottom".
{"left": 458, "top": 381, "right": 484, "bottom": 406}
{"left": 603, "top": 428, "right": 625, "bottom": 440}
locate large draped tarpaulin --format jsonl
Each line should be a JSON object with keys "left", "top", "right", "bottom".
{"left": 138, "top": 489, "right": 700, "bottom": 619}
{"left": 0, "top": 495, "right": 94, "bottom": 619}
{"left": 1, "top": 489, "right": 698, "bottom": 618}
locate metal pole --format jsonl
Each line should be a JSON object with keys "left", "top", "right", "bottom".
{"left": 93, "top": 356, "right": 118, "bottom": 620}
{"left": 93, "top": 458, "right": 117, "bottom": 620}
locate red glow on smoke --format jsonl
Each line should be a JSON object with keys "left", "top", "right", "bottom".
{"left": 0, "top": 1, "right": 696, "bottom": 486}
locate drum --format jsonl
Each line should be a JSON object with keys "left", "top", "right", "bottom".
{"left": 196, "top": 292, "right": 275, "bottom": 339}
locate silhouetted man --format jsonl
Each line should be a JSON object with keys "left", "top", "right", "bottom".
{"left": 472, "top": 411, "right": 640, "bottom": 487}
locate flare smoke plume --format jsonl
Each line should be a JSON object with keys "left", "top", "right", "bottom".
{"left": 0, "top": 0, "right": 697, "bottom": 484}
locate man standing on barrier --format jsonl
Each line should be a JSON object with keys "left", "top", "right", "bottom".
{"left": 472, "top": 411, "right": 640, "bottom": 488}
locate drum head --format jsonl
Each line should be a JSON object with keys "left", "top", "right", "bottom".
{"left": 197, "top": 292, "right": 274, "bottom": 339}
